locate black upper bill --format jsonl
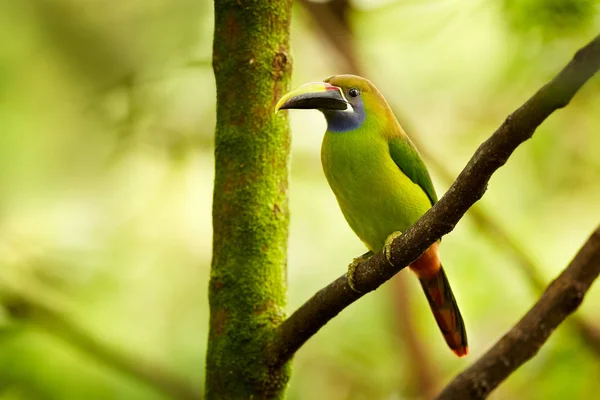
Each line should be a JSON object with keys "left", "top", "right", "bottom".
{"left": 278, "top": 90, "right": 348, "bottom": 111}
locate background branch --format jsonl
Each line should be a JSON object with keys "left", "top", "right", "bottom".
{"left": 269, "top": 33, "right": 600, "bottom": 367}
{"left": 436, "top": 224, "right": 600, "bottom": 399}
{"left": 0, "top": 282, "right": 203, "bottom": 400}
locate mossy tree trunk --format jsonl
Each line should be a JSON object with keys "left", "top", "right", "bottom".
{"left": 207, "top": 0, "right": 293, "bottom": 399}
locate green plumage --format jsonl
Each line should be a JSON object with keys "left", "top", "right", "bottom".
{"left": 276, "top": 74, "right": 468, "bottom": 356}
{"left": 388, "top": 136, "right": 438, "bottom": 206}
{"left": 320, "top": 76, "right": 436, "bottom": 252}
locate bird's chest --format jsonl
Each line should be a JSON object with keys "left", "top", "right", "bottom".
{"left": 321, "top": 132, "right": 392, "bottom": 201}
{"left": 321, "top": 131, "right": 420, "bottom": 250}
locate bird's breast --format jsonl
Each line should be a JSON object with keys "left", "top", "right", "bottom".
{"left": 321, "top": 130, "right": 431, "bottom": 252}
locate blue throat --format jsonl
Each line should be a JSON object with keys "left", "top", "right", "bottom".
{"left": 322, "top": 100, "right": 366, "bottom": 132}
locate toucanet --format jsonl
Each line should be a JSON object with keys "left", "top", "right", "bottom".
{"left": 276, "top": 75, "right": 468, "bottom": 357}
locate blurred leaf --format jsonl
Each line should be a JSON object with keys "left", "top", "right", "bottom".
{"left": 503, "top": 0, "right": 596, "bottom": 39}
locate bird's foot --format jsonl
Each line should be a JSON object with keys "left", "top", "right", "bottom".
{"left": 384, "top": 231, "right": 403, "bottom": 266}
{"left": 347, "top": 251, "right": 373, "bottom": 293}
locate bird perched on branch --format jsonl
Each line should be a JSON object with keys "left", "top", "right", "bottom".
{"left": 276, "top": 74, "right": 468, "bottom": 357}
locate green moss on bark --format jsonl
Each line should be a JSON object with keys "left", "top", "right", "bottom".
{"left": 207, "top": 0, "right": 293, "bottom": 399}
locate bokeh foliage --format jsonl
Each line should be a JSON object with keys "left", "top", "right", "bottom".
{"left": 1, "top": 0, "right": 600, "bottom": 399}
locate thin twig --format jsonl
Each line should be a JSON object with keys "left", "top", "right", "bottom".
{"left": 436, "top": 225, "right": 600, "bottom": 399}
{"left": 268, "top": 33, "right": 600, "bottom": 367}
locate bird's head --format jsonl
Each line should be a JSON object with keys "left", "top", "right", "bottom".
{"left": 276, "top": 74, "right": 392, "bottom": 133}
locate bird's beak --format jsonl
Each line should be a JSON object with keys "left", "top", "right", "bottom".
{"left": 275, "top": 82, "right": 349, "bottom": 112}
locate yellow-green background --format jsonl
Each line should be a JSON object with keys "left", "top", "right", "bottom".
{"left": 1, "top": 0, "right": 600, "bottom": 399}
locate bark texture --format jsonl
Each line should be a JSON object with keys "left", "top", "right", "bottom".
{"left": 207, "top": 1, "right": 293, "bottom": 398}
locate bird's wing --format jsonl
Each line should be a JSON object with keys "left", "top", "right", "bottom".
{"left": 388, "top": 136, "right": 438, "bottom": 206}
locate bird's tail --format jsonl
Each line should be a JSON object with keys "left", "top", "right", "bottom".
{"left": 417, "top": 266, "right": 468, "bottom": 357}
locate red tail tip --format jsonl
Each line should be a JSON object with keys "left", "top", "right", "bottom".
{"left": 452, "top": 346, "right": 469, "bottom": 358}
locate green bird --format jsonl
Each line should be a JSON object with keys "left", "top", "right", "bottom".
{"left": 276, "top": 75, "right": 468, "bottom": 357}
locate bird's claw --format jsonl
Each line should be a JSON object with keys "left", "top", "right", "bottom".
{"left": 347, "top": 251, "right": 373, "bottom": 293}
{"left": 384, "top": 231, "right": 403, "bottom": 266}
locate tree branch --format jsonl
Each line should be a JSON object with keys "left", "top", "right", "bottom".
{"left": 417, "top": 139, "right": 600, "bottom": 356}
{"left": 436, "top": 225, "right": 600, "bottom": 399}
{"left": 269, "top": 33, "right": 600, "bottom": 366}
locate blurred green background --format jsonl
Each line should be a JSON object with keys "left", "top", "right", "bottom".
{"left": 2, "top": 0, "right": 600, "bottom": 399}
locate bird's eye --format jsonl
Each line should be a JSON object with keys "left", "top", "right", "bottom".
{"left": 348, "top": 88, "right": 360, "bottom": 98}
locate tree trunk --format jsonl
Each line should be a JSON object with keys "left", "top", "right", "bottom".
{"left": 207, "top": 0, "right": 293, "bottom": 399}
